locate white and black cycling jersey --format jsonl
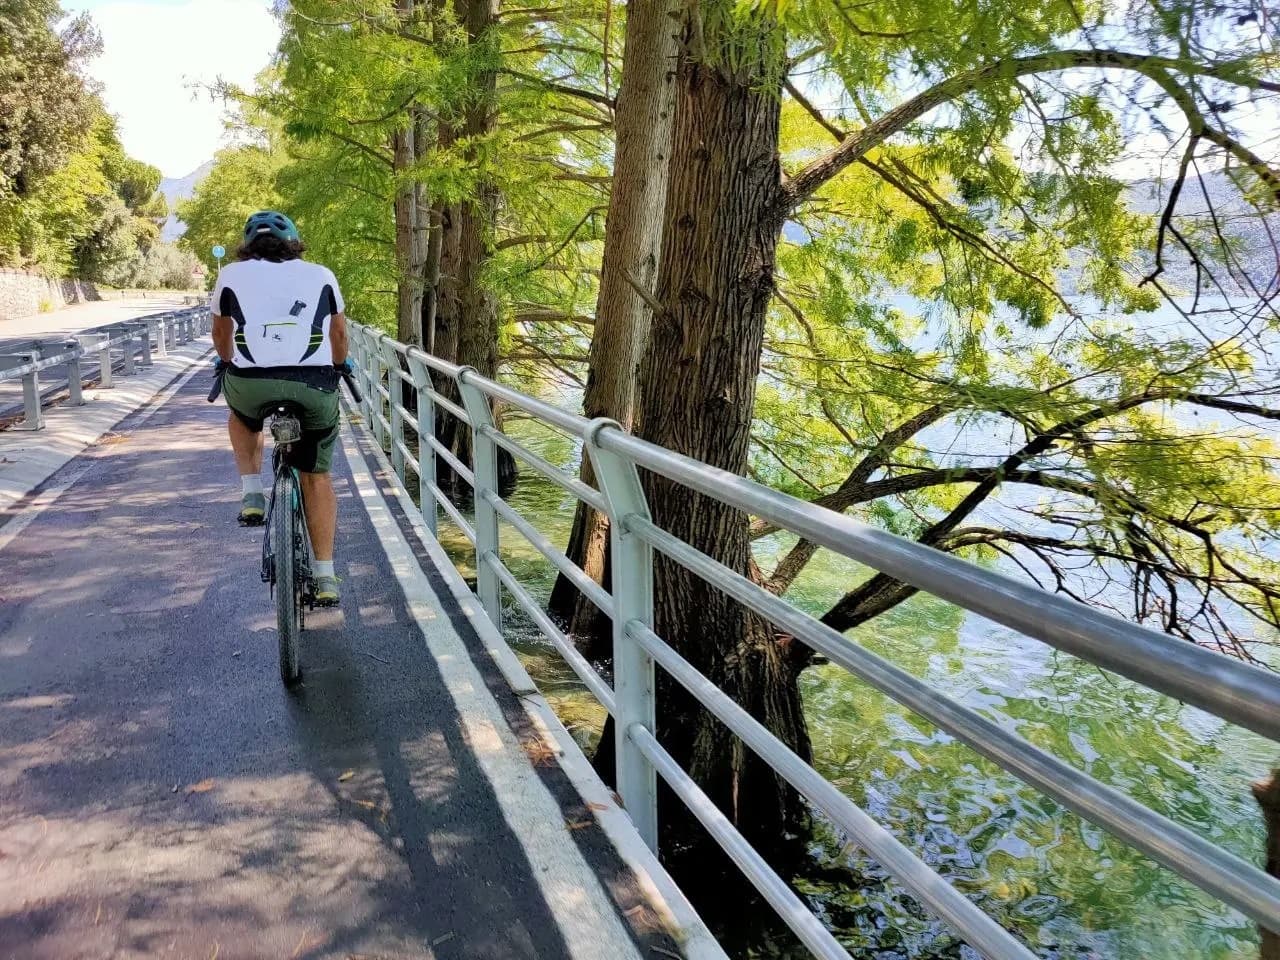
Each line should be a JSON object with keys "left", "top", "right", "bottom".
{"left": 210, "top": 259, "right": 345, "bottom": 369}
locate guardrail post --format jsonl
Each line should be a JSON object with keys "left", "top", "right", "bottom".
{"left": 78, "top": 334, "right": 112, "bottom": 388}
{"left": 63, "top": 340, "right": 84, "bottom": 406}
{"left": 457, "top": 369, "right": 502, "bottom": 630}
{"left": 5, "top": 355, "right": 43, "bottom": 431}
{"left": 120, "top": 328, "right": 138, "bottom": 374}
{"left": 583, "top": 417, "right": 658, "bottom": 851}
{"left": 405, "top": 351, "right": 438, "bottom": 536}
{"left": 151, "top": 317, "right": 167, "bottom": 358}
{"left": 380, "top": 339, "right": 406, "bottom": 483}
{"left": 165, "top": 314, "right": 178, "bottom": 351}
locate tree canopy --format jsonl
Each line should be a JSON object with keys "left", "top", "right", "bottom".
{"left": 173, "top": 0, "right": 1278, "bottom": 951}
{"left": 0, "top": 1, "right": 197, "bottom": 287}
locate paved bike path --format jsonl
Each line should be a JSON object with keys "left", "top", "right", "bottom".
{"left": 0, "top": 372, "right": 667, "bottom": 959}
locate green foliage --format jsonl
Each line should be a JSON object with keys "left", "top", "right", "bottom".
{"left": 0, "top": 2, "right": 170, "bottom": 282}
{"left": 0, "top": 0, "right": 99, "bottom": 194}
{"left": 200, "top": 0, "right": 1276, "bottom": 654}
{"left": 178, "top": 139, "right": 286, "bottom": 278}
{"left": 132, "top": 242, "right": 202, "bottom": 289}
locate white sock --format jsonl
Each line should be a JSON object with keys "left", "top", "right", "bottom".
{"left": 241, "top": 475, "right": 263, "bottom": 497}
{"left": 313, "top": 560, "right": 335, "bottom": 578}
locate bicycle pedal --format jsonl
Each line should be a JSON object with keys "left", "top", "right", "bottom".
{"left": 238, "top": 514, "right": 266, "bottom": 527}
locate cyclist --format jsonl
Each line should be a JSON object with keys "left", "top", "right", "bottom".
{"left": 210, "top": 210, "right": 349, "bottom": 606}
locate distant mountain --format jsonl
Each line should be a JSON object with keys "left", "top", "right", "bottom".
{"left": 158, "top": 160, "right": 214, "bottom": 242}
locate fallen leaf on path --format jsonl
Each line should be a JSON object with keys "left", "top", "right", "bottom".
{"left": 432, "top": 933, "right": 456, "bottom": 946}
{"left": 185, "top": 778, "right": 215, "bottom": 794}
{"left": 337, "top": 770, "right": 354, "bottom": 782}
{"left": 586, "top": 801, "right": 610, "bottom": 812}
{"left": 564, "top": 819, "right": 593, "bottom": 831}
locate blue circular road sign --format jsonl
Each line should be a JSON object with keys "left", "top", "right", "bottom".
{"left": 211, "top": 244, "right": 225, "bottom": 259}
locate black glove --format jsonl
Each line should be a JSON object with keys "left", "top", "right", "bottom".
{"left": 213, "top": 358, "right": 229, "bottom": 374}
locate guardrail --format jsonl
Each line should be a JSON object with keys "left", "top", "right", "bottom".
{"left": 346, "top": 321, "right": 1280, "bottom": 960}
{"left": 0, "top": 307, "right": 211, "bottom": 430}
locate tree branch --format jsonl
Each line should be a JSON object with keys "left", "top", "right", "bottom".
{"left": 779, "top": 49, "right": 1280, "bottom": 214}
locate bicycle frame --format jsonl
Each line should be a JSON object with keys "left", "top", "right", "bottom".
{"left": 261, "top": 412, "right": 314, "bottom": 600}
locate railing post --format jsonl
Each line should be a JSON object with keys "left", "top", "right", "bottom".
{"left": 456, "top": 369, "right": 502, "bottom": 630}
{"left": 380, "top": 339, "right": 406, "bottom": 483}
{"left": 371, "top": 335, "right": 389, "bottom": 450}
{"left": 121, "top": 328, "right": 139, "bottom": 374}
{"left": 79, "top": 334, "right": 112, "bottom": 388}
{"left": 151, "top": 317, "right": 167, "bottom": 358}
{"left": 165, "top": 314, "right": 178, "bottom": 351}
{"left": 583, "top": 417, "right": 658, "bottom": 851}
{"left": 63, "top": 341, "right": 84, "bottom": 406}
{"left": 405, "top": 350, "right": 439, "bottom": 536}
{"left": 11, "top": 356, "right": 43, "bottom": 431}
{"left": 137, "top": 322, "right": 153, "bottom": 366}
{"left": 353, "top": 326, "right": 375, "bottom": 427}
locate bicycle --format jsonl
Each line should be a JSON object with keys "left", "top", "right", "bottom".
{"left": 209, "top": 363, "right": 361, "bottom": 686}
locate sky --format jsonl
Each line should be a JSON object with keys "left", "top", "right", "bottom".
{"left": 64, "top": 0, "right": 280, "bottom": 179}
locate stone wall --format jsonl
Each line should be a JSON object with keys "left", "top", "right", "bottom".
{"left": 0, "top": 268, "right": 105, "bottom": 321}
{"left": 0, "top": 269, "right": 199, "bottom": 322}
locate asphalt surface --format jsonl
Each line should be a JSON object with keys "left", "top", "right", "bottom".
{"left": 0, "top": 298, "right": 194, "bottom": 422}
{"left": 0, "top": 372, "right": 655, "bottom": 959}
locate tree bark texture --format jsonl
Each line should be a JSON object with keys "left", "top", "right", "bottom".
{"left": 1256, "top": 773, "right": 1280, "bottom": 960}
{"left": 392, "top": 0, "right": 424, "bottom": 345}
{"left": 448, "top": 0, "right": 516, "bottom": 488}
{"left": 549, "top": 0, "right": 680, "bottom": 644}
{"left": 630, "top": 12, "right": 809, "bottom": 848}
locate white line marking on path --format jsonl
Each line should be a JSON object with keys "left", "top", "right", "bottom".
{"left": 339, "top": 421, "right": 650, "bottom": 960}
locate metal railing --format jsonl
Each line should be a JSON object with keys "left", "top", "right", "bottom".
{"left": 346, "top": 322, "right": 1280, "bottom": 960}
{"left": 0, "top": 307, "right": 211, "bottom": 430}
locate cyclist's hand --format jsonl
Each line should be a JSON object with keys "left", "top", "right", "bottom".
{"left": 336, "top": 359, "right": 355, "bottom": 376}
{"left": 213, "top": 357, "right": 229, "bottom": 374}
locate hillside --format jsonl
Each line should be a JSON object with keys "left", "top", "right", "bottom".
{"left": 158, "top": 161, "right": 214, "bottom": 242}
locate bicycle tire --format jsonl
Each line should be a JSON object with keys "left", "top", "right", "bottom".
{"left": 274, "top": 469, "right": 302, "bottom": 686}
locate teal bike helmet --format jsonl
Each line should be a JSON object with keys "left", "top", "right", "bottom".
{"left": 243, "top": 210, "right": 300, "bottom": 243}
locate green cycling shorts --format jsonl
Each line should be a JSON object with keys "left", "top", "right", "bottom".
{"left": 223, "top": 369, "right": 340, "bottom": 473}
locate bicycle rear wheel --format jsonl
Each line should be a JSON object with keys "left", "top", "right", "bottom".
{"left": 273, "top": 469, "right": 302, "bottom": 686}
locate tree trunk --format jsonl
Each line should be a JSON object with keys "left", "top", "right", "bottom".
{"left": 1255, "top": 773, "right": 1280, "bottom": 960}
{"left": 393, "top": 125, "right": 421, "bottom": 344}
{"left": 629, "top": 8, "right": 808, "bottom": 849}
{"left": 548, "top": 0, "right": 679, "bottom": 646}
{"left": 392, "top": 0, "right": 423, "bottom": 345}
{"left": 448, "top": 0, "right": 516, "bottom": 490}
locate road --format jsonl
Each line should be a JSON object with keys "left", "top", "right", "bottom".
{"left": 0, "top": 295, "right": 198, "bottom": 341}
{"left": 0, "top": 296, "right": 201, "bottom": 423}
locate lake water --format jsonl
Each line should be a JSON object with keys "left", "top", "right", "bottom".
{"left": 426, "top": 299, "right": 1277, "bottom": 959}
